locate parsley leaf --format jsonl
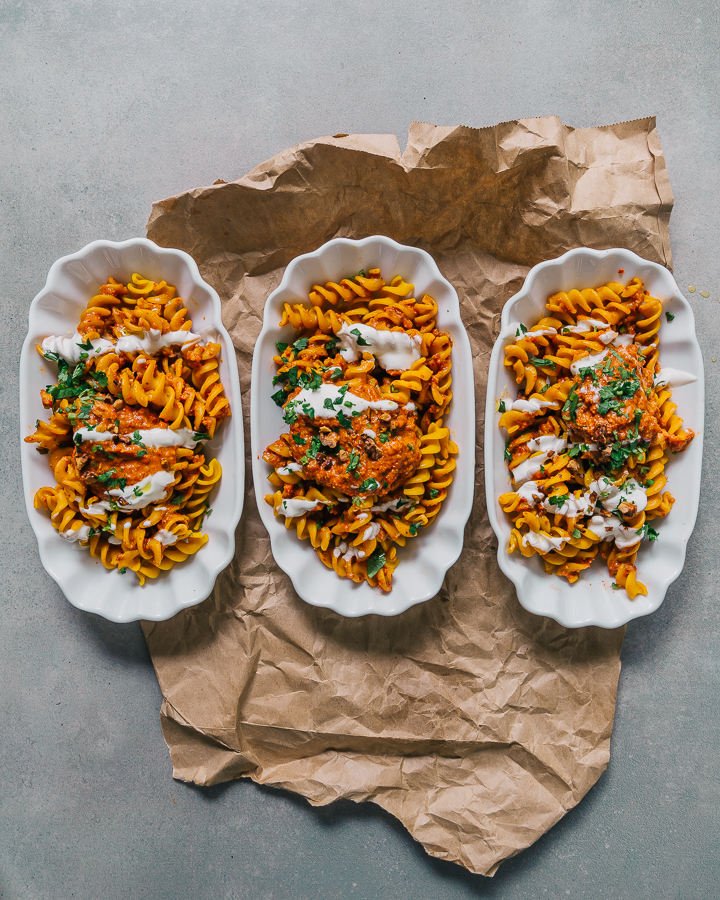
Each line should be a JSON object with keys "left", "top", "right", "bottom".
{"left": 276, "top": 341, "right": 289, "bottom": 353}
{"left": 271, "top": 389, "right": 287, "bottom": 407}
{"left": 306, "top": 436, "right": 322, "bottom": 459}
{"left": 529, "top": 357, "right": 556, "bottom": 370}
{"left": 325, "top": 336, "right": 339, "bottom": 353}
{"left": 292, "top": 337, "right": 309, "bottom": 352}
{"left": 548, "top": 494, "right": 569, "bottom": 507}
{"left": 365, "top": 546, "right": 386, "bottom": 578}
{"left": 665, "top": 312, "right": 675, "bottom": 323}
{"left": 346, "top": 450, "right": 360, "bottom": 473}
{"left": 97, "top": 469, "right": 128, "bottom": 491}
{"left": 350, "top": 327, "right": 371, "bottom": 347}
{"left": 292, "top": 434, "right": 306, "bottom": 445}
{"left": 337, "top": 410, "right": 352, "bottom": 428}
{"left": 323, "top": 398, "right": 336, "bottom": 410}
{"left": 358, "top": 477, "right": 379, "bottom": 493}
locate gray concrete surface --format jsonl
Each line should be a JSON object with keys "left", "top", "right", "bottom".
{"left": 2, "top": 1, "right": 719, "bottom": 897}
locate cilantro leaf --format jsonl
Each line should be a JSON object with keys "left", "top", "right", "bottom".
{"left": 358, "top": 478, "right": 379, "bottom": 493}
{"left": 379, "top": 432, "right": 389, "bottom": 443}
{"left": 346, "top": 450, "right": 360, "bottom": 473}
{"left": 292, "top": 434, "right": 306, "bottom": 445}
{"left": 271, "top": 389, "right": 287, "bottom": 407}
{"left": 276, "top": 341, "right": 289, "bottom": 353}
{"left": 337, "top": 410, "right": 352, "bottom": 428}
{"left": 665, "top": 312, "right": 675, "bottom": 323}
{"left": 498, "top": 400, "right": 506, "bottom": 413}
{"left": 292, "top": 337, "right": 309, "bottom": 352}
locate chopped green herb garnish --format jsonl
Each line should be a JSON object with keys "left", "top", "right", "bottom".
{"left": 337, "top": 410, "right": 352, "bottom": 428}
{"left": 408, "top": 523, "right": 419, "bottom": 537}
{"left": 325, "top": 336, "right": 339, "bottom": 353}
{"left": 346, "top": 450, "right": 360, "bottom": 473}
{"left": 306, "top": 436, "right": 322, "bottom": 460}
{"left": 572, "top": 528, "right": 582, "bottom": 539}
{"left": 276, "top": 341, "right": 289, "bottom": 353}
{"left": 548, "top": 494, "right": 569, "bottom": 507}
{"left": 358, "top": 478, "right": 379, "bottom": 493}
{"left": 350, "top": 327, "right": 370, "bottom": 347}
{"left": 379, "top": 432, "right": 390, "bottom": 443}
{"left": 292, "top": 337, "right": 309, "bottom": 352}
{"left": 292, "top": 434, "right": 306, "bottom": 445}
{"left": 429, "top": 489, "right": 439, "bottom": 499}
{"left": 97, "top": 468, "right": 127, "bottom": 491}
{"left": 323, "top": 398, "right": 336, "bottom": 410}
{"left": 498, "top": 400, "right": 506, "bottom": 413}
{"left": 365, "top": 546, "right": 386, "bottom": 578}
{"left": 530, "top": 357, "right": 556, "bottom": 370}
{"left": 516, "top": 323, "right": 528, "bottom": 337}
{"left": 665, "top": 312, "right": 675, "bottom": 322}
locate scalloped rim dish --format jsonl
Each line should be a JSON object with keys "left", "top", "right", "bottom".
{"left": 251, "top": 236, "right": 475, "bottom": 617}
{"left": 484, "top": 248, "right": 704, "bottom": 629}
{"left": 19, "top": 238, "right": 244, "bottom": 623}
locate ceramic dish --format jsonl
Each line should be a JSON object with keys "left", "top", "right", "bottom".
{"left": 251, "top": 235, "right": 475, "bottom": 617}
{"left": 485, "top": 247, "right": 704, "bottom": 629}
{"left": 20, "top": 238, "right": 244, "bottom": 623}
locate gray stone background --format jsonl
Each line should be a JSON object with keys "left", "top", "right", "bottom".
{"left": 2, "top": 1, "right": 718, "bottom": 897}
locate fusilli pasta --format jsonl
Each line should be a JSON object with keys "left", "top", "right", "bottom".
{"left": 497, "top": 277, "right": 694, "bottom": 598}
{"left": 263, "top": 268, "right": 458, "bottom": 592}
{"left": 26, "top": 273, "right": 230, "bottom": 585}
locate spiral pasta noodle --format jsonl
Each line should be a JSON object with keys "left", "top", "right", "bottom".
{"left": 497, "top": 277, "right": 694, "bottom": 599}
{"left": 25, "top": 273, "right": 230, "bottom": 585}
{"left": 263, "top": 267, "right": 457, "bottom": 592}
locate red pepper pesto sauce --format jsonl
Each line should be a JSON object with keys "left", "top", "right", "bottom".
{"left": 567, "top": 344, "right": 693, "bottom": 452}
{"left": 287, "top": 382, "right": 421, "bottom": 498}
{"left": 70, "top": 400, "right": 193, "bottom": 500}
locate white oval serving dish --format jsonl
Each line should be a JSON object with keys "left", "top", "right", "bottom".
{"left": 251, "top": 235, "right": 475, "bottom": 617}
{"left": 484, "top": 247, "right": 704, "bottom": 629}
{"left": 19, "top": 238, "right": 244, "bottom": 623}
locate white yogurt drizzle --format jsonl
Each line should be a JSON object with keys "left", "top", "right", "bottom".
{"left": 526, "top": 435, "right": 567, "bottom": 453}
{"left": 42, "top": 333, "right": 115, "bottom": 362}
{"left": 284, "top": 384, "right": 397, "bottom": 419}
{"left": 60, "top": 524, "right": 92, "bottom": 542}
{"left": 506, "top": 398, "right": 559, "bottom": 413}
{"left": 522, "top": 532, "right": 567, "bottom": 553}
{"left": 276, "top": 462, "right": 303, "bottom": 476}
{"left": 42, "top": 328, "right": 200, "bottom": 361}
{"left": 336, "top": 322, "right": 422, "bottom": 371}
{"left": 154, "top": 529, "right": 178, "bottom": 546}
{"left": 74, "top": 426, "right": 202, "bottom": 449}
{"left": 589, "top": 477, "right": 648, "bottom": 514}
{"left": 332, "top": 540, "right": 360, "bottom": 562}
{"left": 586, "top": 516, "right": 642, "bottom": 549}
{"left": 570, "top": 349, "right": 608, "bottom": 375}
{"left": 511, "top": 452, "right": 554, "bottom": 485}
{"left": 87, "top": 470, "right": 176, "bottom": 511}
{"left": 370, "top": 496, "right": 411, "bottom": 513}
{"left": 278, "top": 497, "right": 327, "bottom": 518}
{"left": 654, "top": 367, "right": 698, "bottom": 389}
{"left": 115, "top": 328, "right": 200, "bottom": 354}
{"left": 361, "top": 522, "right": 382, "bottom": 542}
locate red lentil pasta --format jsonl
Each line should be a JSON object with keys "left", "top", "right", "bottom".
{"left": 25, "top": 273, "right": 230, "bottom": 585}
{"left": 497, "top": 276, "right": 694, "bottom": 598}
{"left": 263, "top": 267, "right": 457, "bottom": 592}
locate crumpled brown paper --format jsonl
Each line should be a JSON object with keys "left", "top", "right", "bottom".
{"left": 142, "top": 117, "right": 672, "bottom": 876}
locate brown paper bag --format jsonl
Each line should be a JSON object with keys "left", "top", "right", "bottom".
{"left": 143, "top": 116, "right": 671, "bottom": 875}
